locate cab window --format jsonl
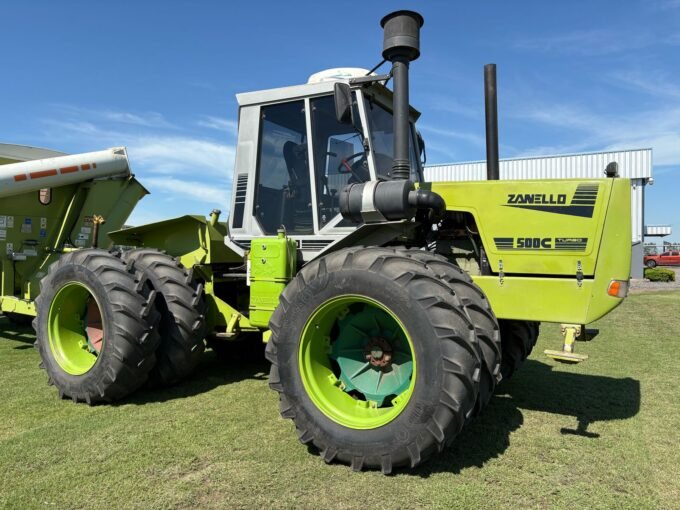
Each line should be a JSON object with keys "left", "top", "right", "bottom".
{"left": 253, "top": 100, "right": 313, "bottom": 235}
{"left": 310, "top": 94, "right": 367, "bottom": 228}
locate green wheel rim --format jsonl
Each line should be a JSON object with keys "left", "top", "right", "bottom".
{"left": 48, "top": 282, "right": 105, "bottom": 376}
{"left": 299, "top": 295, "right": 415, "bottom": 429}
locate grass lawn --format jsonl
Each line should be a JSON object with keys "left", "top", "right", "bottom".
{"left": 1, "top": 291, "right": 678, "bottom": 509}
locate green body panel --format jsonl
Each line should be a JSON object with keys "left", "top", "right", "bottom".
{"left": 430, "top": 178, "right": 632, "bottom": 324}
{"left": 248, "top": 233, "right": 297, "bottom": 327}
{"left": 0, "top": 176, "right": 146, "bottom": 316}
{"left": 108, "top": 215, "right": 241, "bottom": 267}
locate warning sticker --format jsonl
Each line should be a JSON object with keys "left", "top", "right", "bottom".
{"left": 6, "top": 242, "right": 13, "bottom": 255}
{"left": 23, "top": 248, "right": 37, "bottom": 257}
{"left": 0, "top": 230, "right": 6, "bottom": 240}
{"left": 40, "top": 217, "right": 47, "bottom": 229}
{"left": 7, "top": 216, "right": 14, "bottom": 228}
{"left": 81, "top": 226, "right": 92, "bottom": 235}
{"left": 0, "top": 216, "right": 6, "bottom": 228}
{"left": 77, "top": 233, "right": 89, "bottom": 241}
{"left": 21, "top": 218, "right": 32, "bottom": 234}
{"left": 39, "top": 228, "right": 47, "bottom": 238}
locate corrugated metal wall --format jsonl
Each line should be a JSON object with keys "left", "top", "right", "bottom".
{"left": 424, "top": 148, "right": 651, "bottom": 244}
{"left": 424, "top": 148, "right": 652, "bottom": 181}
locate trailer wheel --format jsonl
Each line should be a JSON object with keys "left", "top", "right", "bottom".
{"left": 499, "top": 319, "right": 540, "bottom": 380}
{"left": 33, "top": 249, "right": 161, "bottom": 404}
{"left": 122, "top": 249, "right": 206, "bottom": 387}
{"left": 266, "top": 247, "right": 481, "bottom": 473}
{"left": 398, "top": 249, "right": 501, "bottom": 413}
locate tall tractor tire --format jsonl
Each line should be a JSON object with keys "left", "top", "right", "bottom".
{"left": 266, "top": 247, "right": 482, "bottom": 473}
{"left": 122, "top": 249, "right": 207, "bottom": 387}
{"left": 499, "top": 319, "right": 540, "bottom": 380}
{"left": 398, "top": 249, "right": 502, "bottom": 413}
{"left": 33, "top": 249, "right": 161, "bottom": 404}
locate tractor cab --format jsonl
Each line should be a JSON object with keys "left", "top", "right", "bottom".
{"left": 228, "top": 71, "right": 423, "bottom": 257}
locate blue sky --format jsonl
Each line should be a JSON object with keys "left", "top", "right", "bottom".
{"left": 1, "top": 0, "right": 678, "bottom": 240}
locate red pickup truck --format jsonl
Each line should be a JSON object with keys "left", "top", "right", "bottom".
{"left": 644, "top": 251, "right": 680, "bottom": 268}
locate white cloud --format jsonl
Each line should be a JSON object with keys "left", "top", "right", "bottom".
{"left": 611, "top": 71, "right": 680, "bottom": 99}
{"left": 196, "top": 116, "right": 238, "bottom": 134}
{"left": 127, "top": 136, "right": 235, "bottom": 177}
{"left": 143, "top": 177, "right": 230, "bottom": 203}
{"left": 53, "top": 105, "right": 176, "bottom": 129}
{"left": 511, "top": 102, "right": 680, "bottom": 166}
{"left": 419, "top": 125, "right": 486, "bottom": 147}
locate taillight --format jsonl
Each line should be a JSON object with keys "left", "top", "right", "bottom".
{"left": 607, "top": 280, "right": 629, "bottom": 298}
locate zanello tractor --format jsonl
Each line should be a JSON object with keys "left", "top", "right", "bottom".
{"left": 0, "top": 11, "right": 631, "bottom": 472}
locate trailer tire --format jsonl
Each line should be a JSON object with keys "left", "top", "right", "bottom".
{"left": 266, "top": 247, "right": 481, "bottom": 473}
{"left": 122, "top": 249, "right": 206, "bottom": 387}
{"left": 499, "top": 319, "right": 540, "bottom": 380}
{"left": 398, "top": 249, "right": 501, "bottom": 413}
{"left": 34, "top": 249, "right": 161, "bottom": 404}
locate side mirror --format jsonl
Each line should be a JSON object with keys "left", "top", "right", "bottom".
{"left": 416, "top": 130, "right": 426, "bottom": 164}
{"left": 334, "top": 82, "right": 353, "bottom": 124}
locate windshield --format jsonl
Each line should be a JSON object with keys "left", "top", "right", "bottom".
{"left": 365, "top": 98, "right": 421, "bottom": 181}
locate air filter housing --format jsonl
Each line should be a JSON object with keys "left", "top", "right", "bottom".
{"left": 380, "top": 10, "right": 424, "bottom": 62}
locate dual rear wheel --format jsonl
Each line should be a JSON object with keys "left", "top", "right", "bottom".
{"left": 34, "top": 248, "right": 206, "bottom": 404}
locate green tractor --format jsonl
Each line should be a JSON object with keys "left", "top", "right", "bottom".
{"left": 0, "top": 11, "right": 631, "bottom": 472}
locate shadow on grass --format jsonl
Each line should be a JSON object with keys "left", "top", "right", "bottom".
{"left": 120, "top": 342, "right": 269, "bottom": 406}
{"left": 0, "top": 318, "right": 36, "bottom": 347}
{"left": 412, "top": 359, "right": 640, "bottom": 476}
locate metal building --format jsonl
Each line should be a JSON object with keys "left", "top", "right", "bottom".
{"left": 425, "top": 148, "right": 666, "bottom": 278}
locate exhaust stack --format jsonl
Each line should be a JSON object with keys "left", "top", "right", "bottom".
{"left": 381, "top": 10, "right": 424, "bottom": 180}
{"left": 484, "top": 63, "right": 500, "bottom": 181}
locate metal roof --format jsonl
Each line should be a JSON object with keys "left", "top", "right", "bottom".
{"left": 425, "top": 148, "right": 652, "bottom": 181}
{"left": 0, "top": 143, "right": 67, "bottom": 162}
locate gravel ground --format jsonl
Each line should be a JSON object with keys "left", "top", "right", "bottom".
{"left": 630, "top": 266, "right": 680, "bottom": 293}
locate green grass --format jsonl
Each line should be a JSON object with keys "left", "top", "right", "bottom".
{"left": 1, "top": 292, "right": 679, "bottom": 510}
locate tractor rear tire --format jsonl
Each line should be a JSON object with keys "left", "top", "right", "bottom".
{"left": 499, "top": 319, "right": 540, "bottom": 380}
{"left": 33, "top": 249, "right": 161, "bottom": 404}
{"left": 266, "top": 247, "right": 481, "bottom": 473}
{"left": 398, "top": 249, "right": 501, "bottom": 413}
{"left": 122, "top": 249, "right": 206, "bottom": 387}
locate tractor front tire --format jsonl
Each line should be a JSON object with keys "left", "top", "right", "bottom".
{"left": 266, "top": 247, "right": 481, "bottom": 473}
{"left": 34, "top": 249, "right": 161, "bottom": 404}
{"left": 499, "top": 319, "right": 540, "bottom": 380}
{"left": 123, "top": 249, "right": 206, "bottom": 387}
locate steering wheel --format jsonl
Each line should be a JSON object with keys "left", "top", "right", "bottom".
{"left": 337, "top": 152, "right": 368, "bottom": 183}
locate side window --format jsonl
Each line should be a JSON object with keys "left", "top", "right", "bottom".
{"left": 311, "top": 95, "right": 367, "bottom": 227}
{"left": 253, "top": 100, "right": 313, "bottom": 235}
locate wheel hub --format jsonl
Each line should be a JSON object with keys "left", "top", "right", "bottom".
{"left": 329, "top": 305, "right": 413, "bottom": 406}
{"left": 364, "top": 337, "right": 393, "bottom": 367}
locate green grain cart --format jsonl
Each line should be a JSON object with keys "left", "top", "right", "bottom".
{"left": 0, "top": 11, "right": 631, "bottom": 473}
